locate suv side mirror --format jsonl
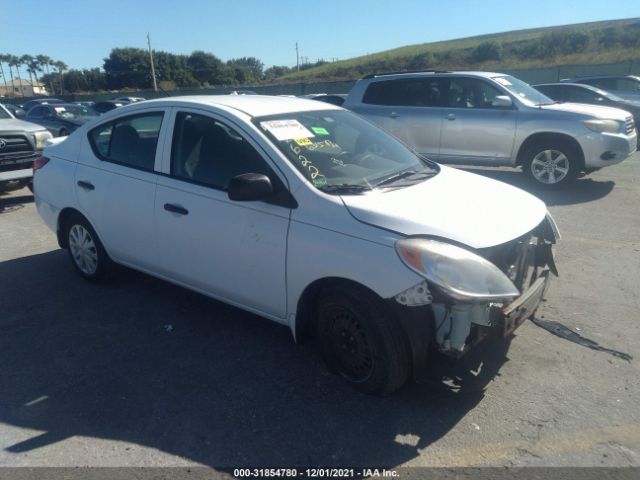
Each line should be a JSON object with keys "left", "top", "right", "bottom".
{"left": 491, "top": 95, "right": 513, "bottom": 108}
{"left": 228, "top": 173, "right": 274, "bottom": 201}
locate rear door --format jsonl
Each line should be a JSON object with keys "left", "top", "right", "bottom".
{"left": 75, "top": 109, "right": 168, "bottom": 270}
{"left": 358, "top": 77, "right": 444, "bottom": 158}
{"left": 154, "top": 108, "right": 291, "bottom": 320}
{"left": 439, "top": 76, "right": 517, "bottom": 164}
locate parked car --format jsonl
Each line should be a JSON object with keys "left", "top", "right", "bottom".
{"left": 3, "top": 103, "right": 26, "bottom": 119}
{"left": 25, "top": 103, "right": 98, "bottom": 137}
{"left": 113, "top": 96, "right": 146, "bottom": 103}
{"left": 22, "top": 97, "right": 65, "bottom": 113}
{"left": 534, "top": 82, "right": 640, "bottom": 146}
{"left": 303, "top": 93, "right": 348, "bottom": 106}
{"left": 91, "top": 100, "right": 129, "bottom": 114}
{"left": 344, "top": 71, "right": 637, "bottom": 188}
{"left": 33, "top": 95, "right": 559, "bottom": 394}
{"left": 0, "top": 103, "right": 52, "bottom": 191}
{"left": 561, "top": 75, "right": 640, "bottom": 102}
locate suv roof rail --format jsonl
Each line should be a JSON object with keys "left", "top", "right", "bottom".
{"left": 361, "top": 70, "right": 451, "bottom": 80}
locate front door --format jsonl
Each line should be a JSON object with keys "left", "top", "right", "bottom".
{"left": 155, "top": 110, "right": 290, "bottom": 320}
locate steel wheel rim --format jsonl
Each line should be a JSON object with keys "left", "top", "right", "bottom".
{"left": 323, "top": 305, "right": 375, "bottom": 383}
{"left": 69, "top": 224, "right": 98, "bottom": 275}
{"left": 530, "top": 149, "right": 569, "bottom": 184}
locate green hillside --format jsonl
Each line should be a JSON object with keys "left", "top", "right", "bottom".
{"left": 278, "top": 18, "right": 640, "bottom": 83}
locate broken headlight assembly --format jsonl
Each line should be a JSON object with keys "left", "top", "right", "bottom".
{"left": 395, "top": 238, "right": 520, "bottom": 303}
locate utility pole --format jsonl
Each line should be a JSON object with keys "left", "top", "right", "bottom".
{"left": 147, "top": 32, "right": 158, "bottom": 92}
{"left": 296, "top": 41, "right": 299, "bottom": 72}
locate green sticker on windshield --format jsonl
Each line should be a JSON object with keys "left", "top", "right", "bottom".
{"left": 311, "top": 127, "right": 329, "bottom": 136}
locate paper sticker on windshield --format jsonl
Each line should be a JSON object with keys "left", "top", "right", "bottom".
{"left": 295, "top": 137, "right": 313, "bottom": 146}
{"left": 311, "top": 126, "right": 329, "bottom": 136}
{"left": 260, "top": 119, "right": 314, "bottom": 141}
{"left": 494, "top": 77, "right": 512, "bottom": 86}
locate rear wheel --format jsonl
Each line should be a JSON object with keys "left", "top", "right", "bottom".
{"left": 315, "top": 285, "right": 410, "bottom": 395}
{"left": 523, "top": 141, "right": 580, "bottom": 188}
{"left": 65, "top": 213, "right": 113, "bottom": 282}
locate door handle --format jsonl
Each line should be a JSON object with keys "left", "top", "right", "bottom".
{"left": 446, "top": 113, "right": 456, "bottom": 121}
{"left": 77, "top": 180, "right": 95, "bottom": 191}
{"left": 164, "top": 203, "right": 189, "bottom": 215}
{"left": 390, "top": 112, "right": 400, "bottom": 118}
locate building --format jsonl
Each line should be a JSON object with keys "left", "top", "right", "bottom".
{"left": 0, "top": 78, "right": 49, "bottom": 97}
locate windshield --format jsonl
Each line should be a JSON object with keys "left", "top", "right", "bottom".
{"left": 594, "top": 88, "right": 625, "bottom": 102}
{"left": 0, "top": 105, "right": 12, "bottom": 119}
{"left": 494, "top": 75, "right": 554, "bottom": 106}
{"left": 255, "top": 110, "right": 438, "bottom": 194}
{"left": 53, "top": 105, "right": 97, "bottom": 119}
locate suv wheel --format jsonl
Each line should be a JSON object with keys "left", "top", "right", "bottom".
{"left": 523, "top": 142, "right": 580, "bottom": 188}
{"left": 65, "top": 213, "right": 113, "bottom": 282}
{"left": 315, "top": 285, "right": 410, "bottom": 395}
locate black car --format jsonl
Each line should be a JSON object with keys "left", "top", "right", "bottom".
{"left": 22, "top": 97, "right": 65, "bottom": 113}
{"left": 535, "top": 82, "right": 640, "bottom": 142}
{"left": 91, "top": 100, "right": 130, "bottom": 114}
{"left": 2, "top": 103, "right": 26, "bottom": 119}
{"left": 25, "top": 103, "right": 97, "bottom": 137}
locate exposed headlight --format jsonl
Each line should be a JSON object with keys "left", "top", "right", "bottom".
{"left": 395, "top": 238, "right": 520, "bottom": 302}
{"left": 34, "top": 130, "right": 53, "bottom": 150}
{"left": 584, "top": 119, "right": 624, "bottom": 134}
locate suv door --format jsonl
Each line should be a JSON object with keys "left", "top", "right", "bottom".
{"left": 358, "top": 77, "right": 444, "bottom": 159}
{"left": 77, "top": 110, "right": 166, "bottom": 270}
{"left": 439, "top": 76, "right": 517, "bottom": 164}
{"left": 154, "top": 109, "right": 290, "bottom": 320}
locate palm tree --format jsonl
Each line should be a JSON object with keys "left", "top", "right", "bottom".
{"left": 0, "top": 54, "right": 8, "bottom": 96}
{"left": 20, "top": 55, "right": 35, "bottom": 94}
{"left": 7, "top": 55, "right": 20, "bottom": 96}
{"left": 36, "top": 55, "right": 54, "bottom": 94}
{"left": 54, "top": 60, "right": 67, "bottom": 95}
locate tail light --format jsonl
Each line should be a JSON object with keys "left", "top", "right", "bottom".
{"left": 33, "top": 156, "right": 50, "bottom": 173}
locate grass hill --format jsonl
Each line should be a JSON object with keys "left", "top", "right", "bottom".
{"left": 277, "top": 18, "right": 640, "bottom": 83}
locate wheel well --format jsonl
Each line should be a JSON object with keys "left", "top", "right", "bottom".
{"left": 516, "top": 132, "right": 585, "bottom": 170}
{"left": 56, "top": 207, "right": 83, "bottom": 248}
{"left": 294, "top": 277, "right": 382, "bottom": 344}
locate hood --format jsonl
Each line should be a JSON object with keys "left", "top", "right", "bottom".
{"left": 0, "top": 118, "right": 50, "bottom": 133}
{"left": 540, "top": 102, "right": 631, "bottom": 120}
{"left": 340, "top": 166, "right": 547, "bottom": 249}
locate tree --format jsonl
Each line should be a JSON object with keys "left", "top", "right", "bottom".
{"left": 470, "top": 41, "right": 502, "bottom": 63}
{"left": 54, "top": 60, "right": 67, "bottom": 94}
{"left": 7, "top": 56, "right": 21, "bottom": 96}
{"left": 187, "top": 51, "right": 233, "bottom": 85}
{"left": 36, "top": 54, "right": 54, "bottom": 94}
{"left": 0, "top": 54, "right": 8, "bottom": 95}
{"left": 227, "top": 57, "right": 264, "bottom": 82}
{"left": 103, "top": 48, "right": 152, "bottom": 89}
{"left": 20, "top": 55, "right": 35, "bottom": 90}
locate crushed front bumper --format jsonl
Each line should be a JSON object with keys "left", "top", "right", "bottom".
{"left": 499, "top": 269, "right": 550, "bottom": 337}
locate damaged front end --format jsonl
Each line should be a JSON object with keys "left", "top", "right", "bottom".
{"left": 392, "top": 213, "right": 559, "bottom": 367}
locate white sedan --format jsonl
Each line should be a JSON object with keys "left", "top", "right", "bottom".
{"left": 33, "top": 95, "right": 559, "bottom": 394}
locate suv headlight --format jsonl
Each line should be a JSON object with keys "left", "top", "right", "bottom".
{"left": 584, "top": 119, "right": 624, "bottom": 134}
{"left": 395, "top": 238, "right": 520, "bottom": 303}
{"left": 34, "top": 130, "right": 54, "bottom": 150}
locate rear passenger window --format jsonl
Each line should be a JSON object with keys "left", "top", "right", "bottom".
{"left": 363, "top": 79, "right": 445, "bottom": 107}
{"left": 88, "top": 112, "right": 164, "bottom": 171}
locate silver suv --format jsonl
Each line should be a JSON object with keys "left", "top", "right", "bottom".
{"left": 344, "top": 71, "right": 637, "bottom": 188}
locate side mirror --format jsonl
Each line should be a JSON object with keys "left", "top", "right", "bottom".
{"left": 491, "top": 95, "right": 513, "bottom": 108}
{"left": 228, "top": 173, "right": 274, "bottom": 202}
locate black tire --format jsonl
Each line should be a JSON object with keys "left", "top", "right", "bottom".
{"left": 522, "top": 141, "right": 580, "bottom": 189}
{"left": 315, "top": 285, "right": 411, "bottom": 395}
{"left": 64, "top": 212, "right": 113, "bottom": 283}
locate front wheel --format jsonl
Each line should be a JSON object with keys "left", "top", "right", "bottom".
{"left": 65, "top": 213, "right": 113, "bottom": 282}
{"left": 315, "top": 285, "right": 411, "bottom": 395}
{"left": 523, "top": 142, "right": 580, "bottom": 188}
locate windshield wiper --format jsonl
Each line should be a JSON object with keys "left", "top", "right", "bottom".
{"left": 318, "top": 183, "right": 371, "bottom": 194}
{"left": 374, "top": 169, "right": 436, "bottom": 188}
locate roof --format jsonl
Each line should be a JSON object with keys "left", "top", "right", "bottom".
{"left": 142, "top": 95, "right": 342, "bottom": 118}
{"left": 360, "top": 71, "right": 507, "bottom": 80}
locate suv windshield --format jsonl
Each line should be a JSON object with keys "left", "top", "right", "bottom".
{"left": 255, "top": 110, "right": 438, "bottom": 194}
{"left": 494, "top": 75, "right": 554, "bottom": 106}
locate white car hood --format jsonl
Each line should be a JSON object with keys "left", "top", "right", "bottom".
{"left": 541, "top": 102, "right": 631, "bottom": 120}
{"left": 341, "top": 166, "right": 547, "bottom": 249}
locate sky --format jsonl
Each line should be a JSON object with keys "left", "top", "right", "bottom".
{"left": 2, "top": 0, "right": 639, "bottom": 71}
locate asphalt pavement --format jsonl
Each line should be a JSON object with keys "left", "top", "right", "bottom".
{"left": 0, "top": 155, "right": 639, "bottom": 470}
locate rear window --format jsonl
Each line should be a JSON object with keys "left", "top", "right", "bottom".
{"left": 362, "top": 78, "right": 446, "bottom": 107}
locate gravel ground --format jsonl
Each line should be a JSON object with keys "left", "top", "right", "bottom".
{"left": 0, "top": 155, "right": 639, "bottom": 470}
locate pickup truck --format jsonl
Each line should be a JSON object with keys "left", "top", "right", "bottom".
{"left": 344, "top": 71, "right": 637, "bottom": 188}
{"left": 0, "top": 103, "right": 53, "bottom": 191}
